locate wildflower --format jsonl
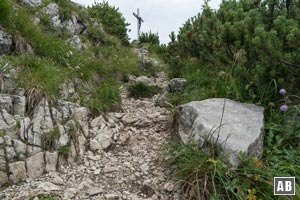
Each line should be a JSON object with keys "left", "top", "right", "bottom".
{"left": 280, "top": 104, "right": 288, "bottom": 111}
{"left": 279, "top": 88, "right": 287, "bottom": 95}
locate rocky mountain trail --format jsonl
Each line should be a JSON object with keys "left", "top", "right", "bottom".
{"left": 0, "top": 72, "right": 180, "bottom": 200}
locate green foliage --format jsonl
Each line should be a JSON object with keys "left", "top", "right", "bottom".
{"left": 0, "top": 0, "right": 72, "bottom": 66}
{"left": 34, "top": 194, "right": 60, "bottom": 200}
{"left": 127, "top": 82, "right": 161, "bottom": 98}
{"left": 139, "top": 31, "right": 160, "bottom": 45}
{"left": 164, "top": 141, "right": 300, "bottom": 200}
{"left": 41, "top": 127, "right": 60, "bottom": 151}
{"left": 165, "top": 0, "right": 300, "bottom": 106}
{"left": 88, "top": 1, "right": 130, "bottom": 44}
{"left": 82, "top": 80, "right": 121, "bottom": 115}
{"left": 4, "top": 54, "right": 68, "bottom": 98}
{"left": 57, "top": 145, "right": 71, "bottom": 156}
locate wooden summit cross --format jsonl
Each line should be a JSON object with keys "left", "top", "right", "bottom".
{"left": 133, "top": 9, "right": 144, "bottom": 39}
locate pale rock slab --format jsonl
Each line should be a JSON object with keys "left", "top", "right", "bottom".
{"left": 176, "top": 98, "right": 264, "bottom": 167}
{"left": 8, "top": 161, "right": 27, "bottom": 183}
{"left": 26, "top": 152, "right": 45, "bottom": 178}
{"left": 45, "top": 151, "right": 58, "bottom": 172}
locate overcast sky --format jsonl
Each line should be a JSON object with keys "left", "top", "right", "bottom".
{"left": 72, "top": 0, "right": 222, "bottom": 44}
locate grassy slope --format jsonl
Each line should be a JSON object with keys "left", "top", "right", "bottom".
{"left": 0, "top": 0, "right": 140, "bottom": 115}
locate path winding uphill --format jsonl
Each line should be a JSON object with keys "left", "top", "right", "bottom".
{"left": 0, "top": 72, "right": 180, "bottom": 200}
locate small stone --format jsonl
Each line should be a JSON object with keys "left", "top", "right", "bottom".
{"left": 38, "top": 182, "right": 61, "bottom": 192}
{"left": 103, "top": 165, "right": 118, "bottom": 174}
{"left": 87, "top": 187, "right": 103, "bottom": 197}
{"left": 163, "top": 182, "right": 174, "bottom": 192}
{"left": 63, "top": 188, "right": 77, "bottom": 200}
{"left": 105, "top": 193, "right": 119, "bottom": 200}
{"left": 94, "top": 169, "right": 101, "bottom": 175}
{"left": 52, "top": 174, "right": 64, "bottom": 185}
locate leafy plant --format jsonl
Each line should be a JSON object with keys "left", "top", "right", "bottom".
{"left": 127, "top": 82, "right": 161, "bottom": 98}
{"left": 41, "top": 127, "right": 60, "bottom": 151}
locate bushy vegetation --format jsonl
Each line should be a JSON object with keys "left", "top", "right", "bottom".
{"left": 163, "top": 0, "right": 300, "bottom": 199}
{"left": 88, "top": 1, "right": 130, "bottom": 44}
{"left": 127, "top": 82, "right": 161, "bottom": 98}
{"left": 139, "top": 31, "right": 160, "bottom": 45}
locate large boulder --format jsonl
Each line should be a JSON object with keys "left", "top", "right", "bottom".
{"left": 176, "top": 98, "right": 264, "bottom": 167}
{"left": 0, "top": 27, "right": 12, "bottom": 56}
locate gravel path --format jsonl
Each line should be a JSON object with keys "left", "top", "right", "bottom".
{"left": 0, "top": 72, "right": 180, "bottom": 200}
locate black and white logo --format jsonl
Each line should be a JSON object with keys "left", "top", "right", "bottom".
{"left": 274, "top": 177, "right": 295, "bottom": 195}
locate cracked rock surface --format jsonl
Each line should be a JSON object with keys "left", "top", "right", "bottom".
{"left": 0, "top": 72, "right": 181, "bottom": 200}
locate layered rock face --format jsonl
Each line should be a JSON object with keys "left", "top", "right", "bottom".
{"left": 176, "top": 98, "right": 265, "bottom": 167}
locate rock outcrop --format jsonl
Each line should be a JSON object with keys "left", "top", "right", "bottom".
{"left": 0, "top": 27, "right": 12, "bottom": 56}
{"left": 176, "top": 98, "right": 264, "bottom": 167}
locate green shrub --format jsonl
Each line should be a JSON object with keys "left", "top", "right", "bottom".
{"left": 57, "top": 145, "right": 71, "bottom": 157}
{"left": 41, "top": 127, "right": 60, "bottom": 151}
{"left": 34, "top": 194, "right": 60, "bottom": 200}
{"left": 127, "top": 82, "right": 161, "bottom": 98}
{"left": 88, "top": 1, "right": 130, "bottom": 44}
{"left": 139, "top": 31, "right": 160, "bottom": 45}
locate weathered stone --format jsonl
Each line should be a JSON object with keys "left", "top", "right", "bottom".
{"left": 8, "top": 161, "right": 27, "bottom": 183}
{"left": 21, "top": 0, "right": 42, "bottom": 6}
{"left": 136, "top": 76, "right": 153, "bottom": 85}
{"left": 168, "top": 78, "right": 187, "bottom": 93}
{"left": 90, "top": 115, "right": 106, "bottom": 129}
{"left": 27, "top": 99, "right": 53, "bottom": 146}
{"left": 0, "top": 94, "right": 12, "bottom": 113}
{"left": 4, "top": 136, "right": 16, "bottom": 162}
{"left": 26, "top": 152, "right": 45, "bottom": 178}
{"left": 51, "top": 16, "right": 61, "bottom": 28}
{"left": 57, "top": 124, "right": 69, "bottom": 147}
{"left": 12, "top": 95, "right": 26, "bottom": 117}
{"left": 90, "top": 127, "right": 113, "bottom": 151}
{"left": 176, "top": 98, "right": 264, "bottom": 167}
{"left": 59, "top": 81, "right": 76, "bottom": 100}
{"left": 73, "top": 107, "right": 90, "bottom": 138}
{"left": 52, "top": 173, "right": 64, "bottom": 185}
{"left": 121, "top": 114, "right": 138, "bottom": 125}
{"left": 56, "top": 100, "right": 79, "bottom": 120}
{"left": 67, "top": 35, "right": 84, "bottom": 50}
{"left": 0, "top": 171, "right": 8, "bottom": 186}
{"left": 62, "top": 14, "right": 83, "bottom": 34}
{"left": 0, "top": 27, "right": 12, "bottom": 55}
{"left": 38, "top": 182, "right": 61, "bottom": 192}
{"left": 44, "top": 2, "right": 59, "bottom": 17}
{"left": 0, "top": 109, "right": 16, "bottom": 131}
{"left": 13, "top": 139, "right": 26, "bottom": 160}
{"left": 63, "top": 188, "right": 77, "bottom": 200}
{"left": 51, "top": 107, "right": 63, "bottom": 123}
{"left": 87, "top": 187, "right": 103, "bottom": 196}
{"left": 27, "top": 145, "right": 42, "bottom": 157}
{"left": 45, "top": 151, "right": 58, "bottom": 172}
{"left": 20, "top": 117, "right": 31, "bottom": 142}
{"left": 105, "top": 193, "right": 120, "bottom": 200}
